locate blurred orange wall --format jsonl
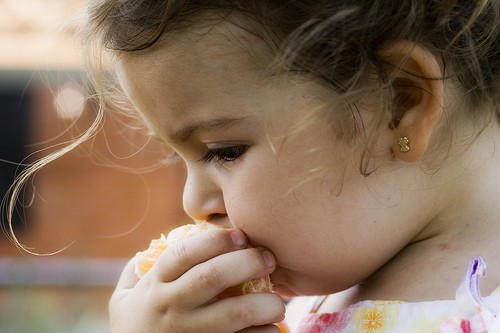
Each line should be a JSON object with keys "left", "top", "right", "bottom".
{"left": 1, "top": 79, "right": 189, "bottom": 260}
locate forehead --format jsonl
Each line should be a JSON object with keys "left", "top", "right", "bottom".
{"left": 115, "top": 19, "right": 269, "bottom": 87}
{"left": 114, "top": 20, "right": 272, "bottom": 129}
{"left": 113, "top": 17, "right": 336, "bottom": 148}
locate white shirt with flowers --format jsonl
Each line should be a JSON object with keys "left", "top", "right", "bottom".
{"left": 283, "top": 257, "right": 500, "bottom": 333}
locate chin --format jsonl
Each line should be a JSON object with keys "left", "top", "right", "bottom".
{"left": 271, "top": 269, "right": 325, "bottom": 298}
{"left": 272, "top": 283, "right": 299, "bottom": 299}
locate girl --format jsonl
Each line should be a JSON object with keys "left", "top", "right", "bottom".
{"left": 11, "top": 0, "right": 500, "bottom": 332}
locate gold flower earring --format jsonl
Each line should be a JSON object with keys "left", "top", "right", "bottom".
{"left": 398, "top": 136, "right": 410, "bottom": 152}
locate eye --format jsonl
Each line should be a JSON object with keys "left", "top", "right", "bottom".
{"left": 199, "top": 145, "right": 248, "bottom": 163}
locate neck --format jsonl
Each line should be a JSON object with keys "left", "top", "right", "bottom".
{"left": 355, "top": 123, "right": 500, "bottom": 303}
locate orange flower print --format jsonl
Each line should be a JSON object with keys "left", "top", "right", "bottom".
{"left": 363, "top": 309, "right": 384, "bottom": 332}
{"left": 353, "top": 302, "right": 399, "bottom": 333}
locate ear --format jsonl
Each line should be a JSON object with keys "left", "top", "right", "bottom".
{"left": 378, "top": 41, "right": 444, "bottom": 163}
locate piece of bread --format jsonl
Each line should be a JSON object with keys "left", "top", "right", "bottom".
{"left": 135, "top": 221, "right": 273, "bottom": 298}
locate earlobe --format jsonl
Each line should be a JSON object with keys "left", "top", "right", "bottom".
{"left": 379, "top": 41, "right": 445, "bottom": 163}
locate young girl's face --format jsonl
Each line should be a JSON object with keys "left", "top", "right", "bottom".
{"left": 115, "top": 21, "right": 430, "bottom": 297}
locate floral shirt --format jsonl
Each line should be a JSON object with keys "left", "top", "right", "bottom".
{"left": 283, "top": 257, "right": 500, "bottom": 333}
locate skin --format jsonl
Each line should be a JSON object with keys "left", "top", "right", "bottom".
{"left": 111, "top": 19, "right": 500, "bottom": 332}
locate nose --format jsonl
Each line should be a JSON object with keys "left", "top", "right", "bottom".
{"left": 182, "top": 167, "right": 227, "bottom": 222}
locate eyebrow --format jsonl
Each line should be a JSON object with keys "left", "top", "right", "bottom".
{"left": 167, "top": 116, "right": 248, "bottom": 143}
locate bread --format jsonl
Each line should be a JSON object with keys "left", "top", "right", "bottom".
{"left": 135, "top": 221, "right": 273, "bottom": 298}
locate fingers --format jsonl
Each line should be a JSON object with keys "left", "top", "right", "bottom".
{"left": 205, "top": 293, "right": 286, "bottom": 332}
{"left": 149, "top": 228, "right": 248, "bottom": 282}
{"left": 109, "top": 227, "right": 284, "bottom": 333}
{"left": 236, "top": 326, "right": 281, "bottom": 333}
{"left": 151, "top": 293, "right": 285, "bottom": 333}
{"left": 115, "top": 258, "right": 139, "bottom": 290}
{"left": 109, "top": 258, "right": 140, "bottom": 325}
{"left": 212, "top": 293, "right": 285, "bottom": 332}
{"left": 173, "top": 247, "right": 276, "bottom": 307}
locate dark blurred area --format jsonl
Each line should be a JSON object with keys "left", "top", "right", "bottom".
{"left": 0, "top": 74, "right": 31, "bottom": 233}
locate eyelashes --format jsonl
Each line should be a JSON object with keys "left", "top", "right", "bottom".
{"left": 160, "top": 145, "right": 249, "bottom": 166}
{"left": 199, "top": 145, "right": 248, "bottom": 163}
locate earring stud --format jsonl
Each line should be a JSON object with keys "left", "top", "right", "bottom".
{"left": 398, "top": 136, "right": 410, "bottom": 152}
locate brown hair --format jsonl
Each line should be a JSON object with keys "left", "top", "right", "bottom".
{"left": 85, "top": 0, "right": 499, "bottom": 104}
{"left": 6, "top": 0, "right": 500, "bottom": 249}
{"left": 82, "top": 0, "right": 500, "bottom": 164}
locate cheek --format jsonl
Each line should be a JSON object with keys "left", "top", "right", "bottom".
{"left": 224, "top": 173, "right": 329, "bottom": 258}
{"left": 223, "top": 178, "right": 294, "bottom": 250}
{"left": 225, "top": 189, "right": 285, "bottom": 244}
{"left": 222, "top": 149, "right": 338, "bottom": 246}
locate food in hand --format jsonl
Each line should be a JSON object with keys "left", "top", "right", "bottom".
{"left": 135, "top": 221, "right": 273, "bottom": 298}
{"left": 277, "top": 322, "right": 290, "bottom": 333}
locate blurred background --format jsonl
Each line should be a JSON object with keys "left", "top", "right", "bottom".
{"left": 0, "top": 1, "right": 188, "bottom": 332}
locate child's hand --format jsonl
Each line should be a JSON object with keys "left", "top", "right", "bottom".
{"left": 109, "top": 229, "right": 285, "bottom": 332}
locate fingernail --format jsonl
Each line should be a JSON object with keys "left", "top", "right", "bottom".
{"left": 261, "top": 250, "right": 275, "bottom": 268}
{"left": 230, "top": 230, "right": 246, "bottom": 248}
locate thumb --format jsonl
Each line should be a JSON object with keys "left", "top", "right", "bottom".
{"left": 115, "top": 258, "right": 140, "bottom": 290}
